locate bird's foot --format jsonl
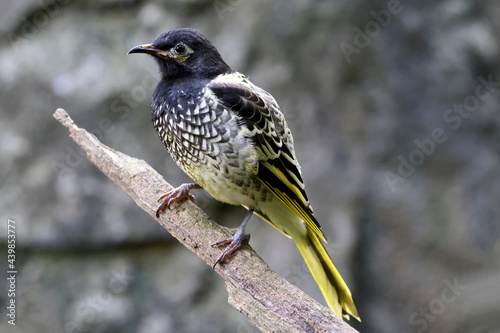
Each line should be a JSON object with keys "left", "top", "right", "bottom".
{"left": 156, "top": 183, "right": 202, "bottom": 218}
{"left": 211, "top": 208, "right": 254, "bottom": 268}
{"left": 211, "top": 232, "right": 250, "bottom": 268}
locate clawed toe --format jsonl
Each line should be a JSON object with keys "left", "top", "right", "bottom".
{"left": 211, "top": 208, "right": 254, "bottom": 268}
{"left": 155, "top": 183, "right": 202, "bottom": 218}
{"left": 211, "top": 233, "right": 250, "bottom": 268}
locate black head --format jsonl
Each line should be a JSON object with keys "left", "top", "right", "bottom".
{"left": 128, "top": 28, "right": 232, "bottom": 79}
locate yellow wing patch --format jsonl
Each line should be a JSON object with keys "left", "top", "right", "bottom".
{"left": 255, "top": 162, "right": 327, "bottom": 242}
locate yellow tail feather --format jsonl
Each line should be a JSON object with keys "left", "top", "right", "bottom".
{"left": 294, "top": 229, "right": 360, "bottom": 321}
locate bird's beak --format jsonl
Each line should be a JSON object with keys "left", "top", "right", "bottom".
{"left": 127, "top": 43, "right": 167, "bottom": 56}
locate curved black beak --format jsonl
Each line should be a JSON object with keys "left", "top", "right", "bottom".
{"left": 127, "top": 43, "right": 166, "bottom": 56}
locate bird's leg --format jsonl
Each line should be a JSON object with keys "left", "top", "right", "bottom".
{"left": 211, "top": 208, "right": 254, "bottom": 268}
{"left": 156, "top": 183, "right": 203, "bottom": 218}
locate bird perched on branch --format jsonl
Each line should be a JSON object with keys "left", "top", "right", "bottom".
{"left": 128, "top": 28, "right": 359, "bottom": 321}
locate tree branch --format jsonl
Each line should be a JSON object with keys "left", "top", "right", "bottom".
{"left": 53, "top": 108, "right": 359, "bottom": 333}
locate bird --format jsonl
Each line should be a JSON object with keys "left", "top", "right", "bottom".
{"left": 128, "top": 28, "right": 359, "bottom": 321}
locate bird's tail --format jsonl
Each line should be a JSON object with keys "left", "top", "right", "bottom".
{"left": 294, "top": 229, "right": 360, "bottom": 321}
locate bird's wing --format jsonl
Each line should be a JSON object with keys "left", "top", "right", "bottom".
{"left": 209, "top": 75, "right": 326, "bottom": 242}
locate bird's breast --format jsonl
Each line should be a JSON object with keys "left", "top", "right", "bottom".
{"left": 152, "top": 86, "right": 270, "bottom": 206}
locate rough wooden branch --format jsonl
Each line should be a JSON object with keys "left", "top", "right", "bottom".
{"left": 53, "top": 108, "right": 359, "bottom": 333}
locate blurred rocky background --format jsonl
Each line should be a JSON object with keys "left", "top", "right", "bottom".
{"left": 1, "top": 0, "right": 499, "bottom": 332}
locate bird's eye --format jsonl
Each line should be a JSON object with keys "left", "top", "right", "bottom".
{"left": 174, "top": 43, "right": 186, "bottom": 54}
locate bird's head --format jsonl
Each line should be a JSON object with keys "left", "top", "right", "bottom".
{"left": 128, "top": 28, "right": 232, "bottom": 79}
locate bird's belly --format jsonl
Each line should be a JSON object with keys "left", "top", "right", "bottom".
{"left": 166, "top": 137, "right": 268, "bottom": 207}
{"left": 181, "top": 157, "right": 270, "bottom": 207}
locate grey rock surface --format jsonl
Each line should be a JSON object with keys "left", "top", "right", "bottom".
{"left": 1, "top": 0, "right": 499, "bottom": 332}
